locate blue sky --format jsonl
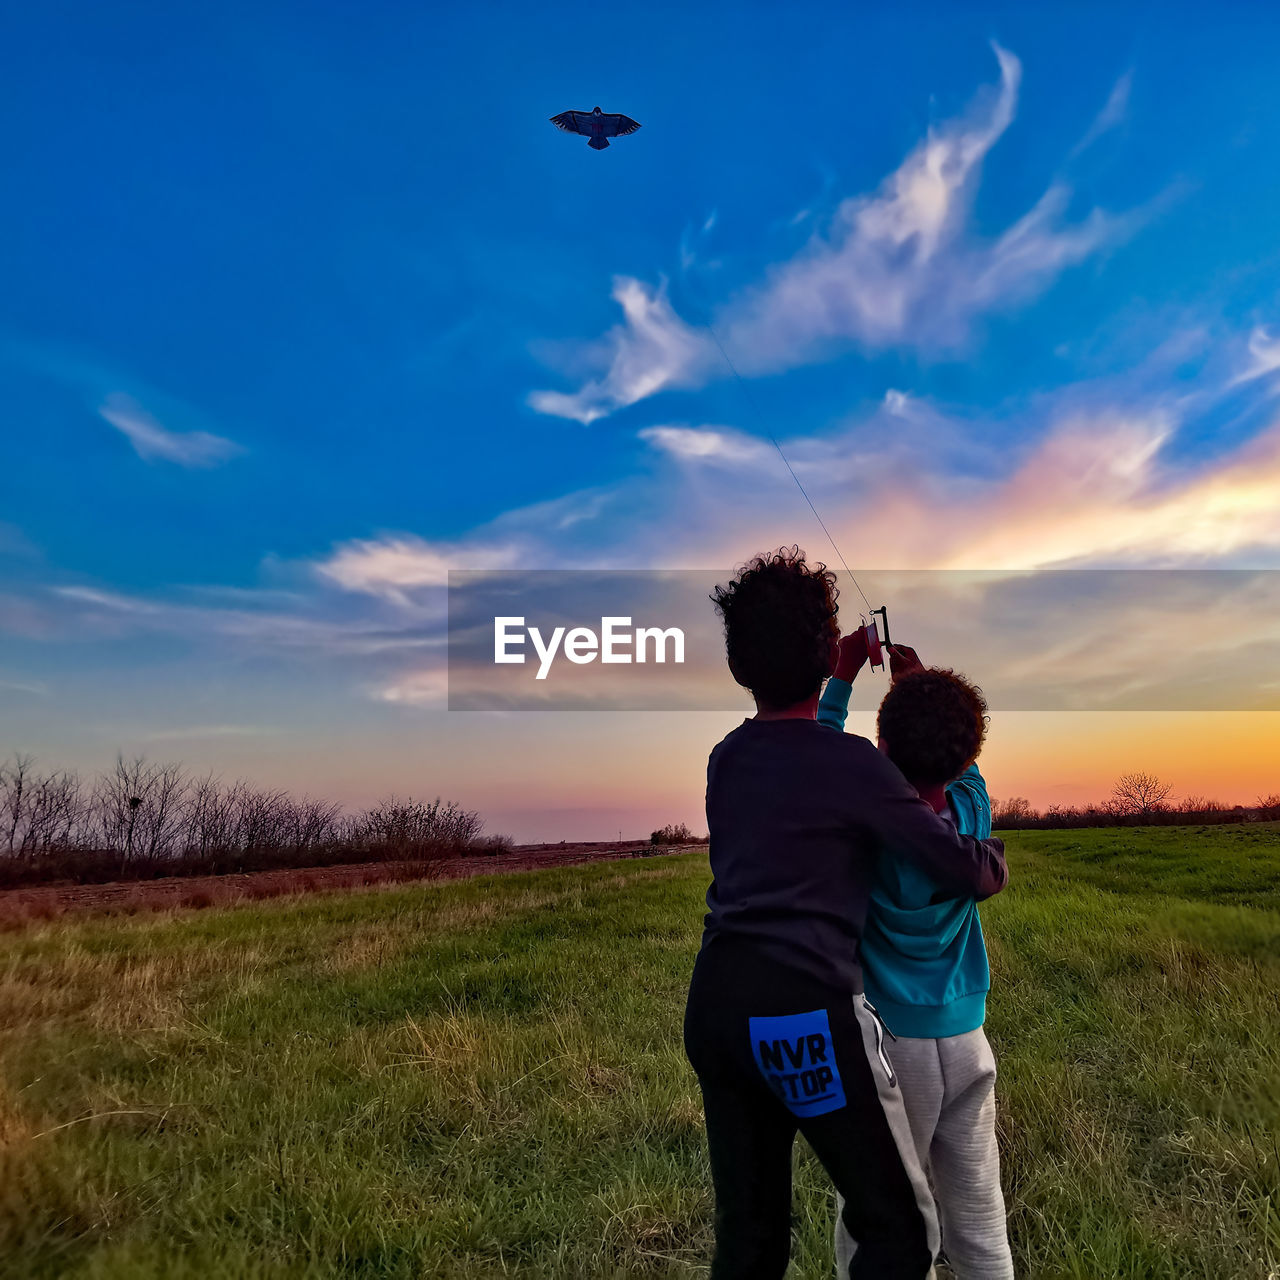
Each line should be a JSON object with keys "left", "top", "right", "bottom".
{"left": 5, "top": 3, "right": 1280, "bottom": 838}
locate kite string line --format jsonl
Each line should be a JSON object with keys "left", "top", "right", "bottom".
{"left": 700, "top": 320, "right": 875, "bottom": 618}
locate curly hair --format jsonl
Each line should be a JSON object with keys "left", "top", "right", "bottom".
{"left": 877, "top": 668, "right": 989, "bottom": 786}
{"left": 711, "top": 546, "right": 840, "bottom": 709}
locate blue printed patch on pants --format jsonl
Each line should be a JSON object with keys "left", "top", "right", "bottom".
{"left": 748, "top": 1008, "right": 846, "bottom": 1117}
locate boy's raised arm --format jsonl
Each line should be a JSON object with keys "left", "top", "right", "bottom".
{"left": 845, "top": 738, "right": 1008, "bottom": 901}
{"left": 817, "top": 676, "right": 853, "bottom": 732}
{"left": 946, "top": 763, "right": 992, "bottom": 840}
{"left": 816, "top": 630, "right": 869, "bottom": 732}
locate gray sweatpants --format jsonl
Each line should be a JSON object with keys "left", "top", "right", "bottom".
{"left": 835, "top": 1026, "right": 1014, "bottom": 1279}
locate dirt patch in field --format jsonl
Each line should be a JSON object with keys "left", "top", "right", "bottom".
{"left": 0, "top": 844, "right": 702, "bottom": 927}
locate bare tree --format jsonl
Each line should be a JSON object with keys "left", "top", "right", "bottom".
{"left": 0, "top": 755, "right": 88, "bottom": 858}
{"left": 234, "top": 784, "right": 292, "bottom": 853}
{"left": 1109, "top": 771, "right": 1174, "bottom": 817}
{"left": 1, "top": 753, "right": 34, "bottom": 853}
{"left": 181, "top": 773, "right": 235, "bottom": 857}
{"left": 651, "top": 822, "right": 694, "bottom": 846}
{"left": 992, "top": 796, "right": 1038, "bottom": 828}
{"left": 290, "top": 797, "right": 343, "bottom": 854}
{"left": 141, "top": 762, "right": 188, "bottom": 857}
{"left": 93, "top": 754, "right": 172, "bottom": 862}
{"left": 19, "top": 769, "right": 84, "bottom": 856}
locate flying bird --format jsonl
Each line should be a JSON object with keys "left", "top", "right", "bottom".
{"left": 549, "top": 105, "right": 641, "bottom": 151}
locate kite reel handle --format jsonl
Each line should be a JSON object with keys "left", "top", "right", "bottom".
{"left": 864, "top": 607, "right": 891, "bottom": 671}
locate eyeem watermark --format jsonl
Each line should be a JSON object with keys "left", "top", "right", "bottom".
{"left": 448, "top": 568, "right": 1280, "bottom": 711}
{"left": 494, "top": 616, "right": 685, "bottom": 679}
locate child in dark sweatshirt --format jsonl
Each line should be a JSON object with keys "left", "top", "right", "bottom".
{"left": 684, "top": 549, "right": 1008, "bottom": 1279}
{"left": 818, "top": 640, "right": 1014, "bottom": 1279}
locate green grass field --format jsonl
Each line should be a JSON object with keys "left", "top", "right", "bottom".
{"left": 2, "top": 826, "right": 1278, "bottom": 1278}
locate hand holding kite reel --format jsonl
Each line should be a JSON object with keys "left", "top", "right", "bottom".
{"left": 862, "top": 606, "right": 891, "bottom": 671}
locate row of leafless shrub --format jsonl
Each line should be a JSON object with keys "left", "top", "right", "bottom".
{"left": 0, "top": 752, "right": 511, "bottom": 887}
{"left": 992, "top": 771, "right": 1280, "bottom": 830}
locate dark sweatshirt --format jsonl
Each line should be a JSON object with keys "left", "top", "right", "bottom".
{"left": 701, "top": 717, "right": 1008, "bottom": 992}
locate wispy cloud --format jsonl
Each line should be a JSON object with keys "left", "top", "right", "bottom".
{"left": 1069, "top": 70, "right": 1133, "bottom": 158}
{"left": 141, "top": 724, "right": 273, "bottom": 742}
{"left": 1231, "top": 326, "right": 1280, "bottom": 387}
{"left": 100, "top": 393, "right": 244, "bottom": 468}
{"left": 374, "top": 668, "right": 449, "bottom": 708}
{"left": 680, "top": 210, "right": 722, "bottom": 272}
{"left": 531, "top": 44, "right": 1141, "bottom": 424}
{"left": 312, "top": 483, "right": 628, "bottom": 605}
{"left": 315, "top": 535, "right": 523, "bottom": 603}
{"left": 638, "top": 425, "right": 772, "bottom": 465}
{"left": 528, "top": 278, "right": 716, "bottom": 424}
{"left": 49, "top": 585, "right": 434, "bottom": 656}
{"left": 0, "top": 676, "right": 47, "bottom": 696}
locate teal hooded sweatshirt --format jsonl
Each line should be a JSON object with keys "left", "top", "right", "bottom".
{"left": 817, "top": 676, "right": 992, "bottom": 1039}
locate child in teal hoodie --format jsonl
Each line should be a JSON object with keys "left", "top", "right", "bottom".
{"left": 819, "top": 637, "right": 1014, "bottom": 1279}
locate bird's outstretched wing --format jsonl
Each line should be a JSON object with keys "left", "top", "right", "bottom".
{"left": 550, "top": 110, "right": 592, "bottom": 135}
{"left": 600, "top": 113, "right": 641, "bottom": 137}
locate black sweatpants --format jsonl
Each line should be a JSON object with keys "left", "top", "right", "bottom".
{"left": 684, "top": 938, "right": 937, "bottom": 1279}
